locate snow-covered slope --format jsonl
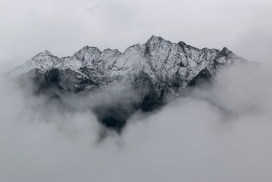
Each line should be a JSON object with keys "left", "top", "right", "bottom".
{"left": 6, "top": 35, "right": 248, "bottom": 106}
{"left": 7, "top": 36, "right": 246, "bottom": 81}
{"left": 7, "top": 50, "right": 61, "bottom": 78}
{"left": 6, "top": 36, "right": 248, "bottom": 131}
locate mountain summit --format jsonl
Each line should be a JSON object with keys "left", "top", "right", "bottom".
{"left": 6, "top": 36, "right": 247, "bottom": 132}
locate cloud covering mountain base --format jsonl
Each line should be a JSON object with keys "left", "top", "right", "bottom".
{"left": 1, "top": 63, "right": 272, "bottom": 182}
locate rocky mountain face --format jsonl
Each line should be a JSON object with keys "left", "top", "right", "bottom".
{"left": 6, "top": 36, "right": 247, "bottom": 132}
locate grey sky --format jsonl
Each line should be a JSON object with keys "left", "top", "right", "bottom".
{"left": 0, "top": 0, "right": 271, "bottom": 72}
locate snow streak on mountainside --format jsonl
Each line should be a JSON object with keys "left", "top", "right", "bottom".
{"left": 6, "top": 36, "right": 248, "bottom": 132}
{"left": 7, "top": 36, "right": 246, "bottom": 80}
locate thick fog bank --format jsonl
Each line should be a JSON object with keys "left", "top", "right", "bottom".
{"left": 1, "top": 63, "right": 272, "bottom": 182}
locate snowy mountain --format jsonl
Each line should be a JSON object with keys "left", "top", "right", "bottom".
{"left": 6, "top": 36, "right": 247, "bottom": 132}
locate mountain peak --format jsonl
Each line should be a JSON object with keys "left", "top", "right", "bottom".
{"left": 178, "top": 41, "right": 187, "bottom": 47}
{"left": 150, "top": 35, "right": 160, "bottom": 39}
{"left": 219, "top": 47, "right": 232, "bottom": 57}
{"left": 147, "top": 35, "right": 165, "bottom": 43}
{"left": 43, "top": 50, "right": 53, "bottom": 56}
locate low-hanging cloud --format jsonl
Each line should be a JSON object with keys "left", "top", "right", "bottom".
{"left": 1, "top": 62, "right": 272, "bottom": 182}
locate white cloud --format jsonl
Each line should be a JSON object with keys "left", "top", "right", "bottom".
{"left": 1, "top": 63, "right": 272, "bottom": 181}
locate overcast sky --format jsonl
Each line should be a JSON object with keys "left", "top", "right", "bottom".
{"left": 0, "top": 0, "right": 272, "bottom": 71}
